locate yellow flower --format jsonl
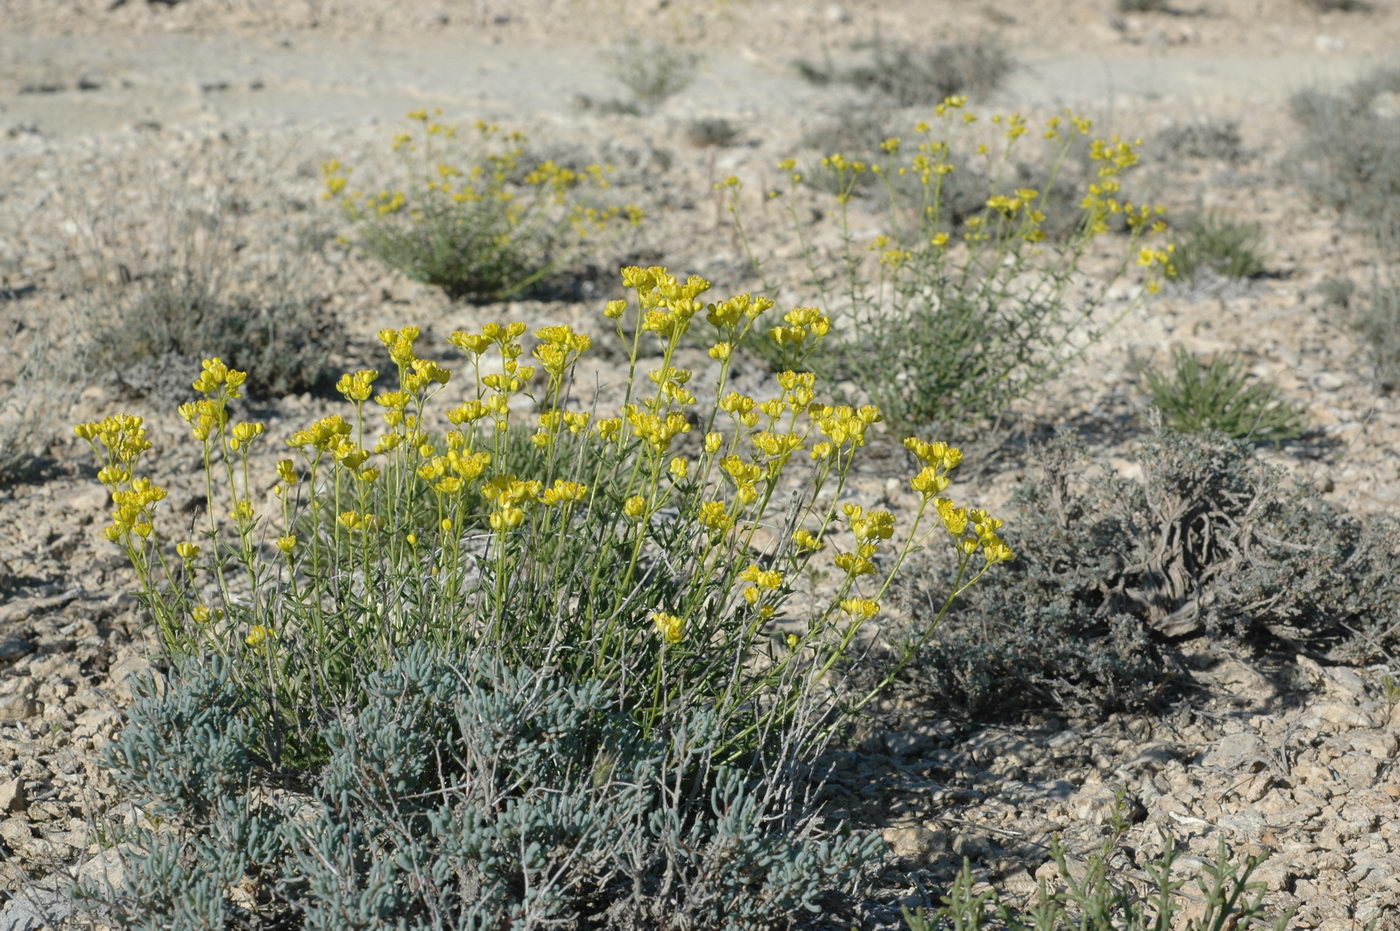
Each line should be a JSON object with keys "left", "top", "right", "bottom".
{"left": 839, "top": 598, "right": 879, "bottom": 619}
{"left": 698, "top": 500, "right": 733, "bottom": 533}
{"left": 336, "top": 369, "right": 379, "bottom": 402}
{"left": 834, "top": 550, "right": 876, "bottom": 578}
{"left": 793, "top": 529, "right": 823, "bottom": 552}
{"left": 229, "top": 422, "right": 264, "bottom": 452}
{"left": 669, "top": 456, "right": 689, "bottom": 482}
{"left": 192, "top": 605, "right": 211, "bottom": 624}
{"left": 245, "top": 624, "right": 273, "bottom": 648}
{"left": 175, "top": 542, "right": 200, "bottom": 561}
{"left": 624, "top": 495, "right": 647, "bottom": 521}
{"left": 276, "top": 535, "right": 297, "bottom": 554}
{"left": 542, "top": 479, "right": 587, "bottom": 506}
{"left": 652, "top": 611, "right": 686, "bottom": 644}
{"left": 704, "top": 432, "right": 723, "bottom": 455}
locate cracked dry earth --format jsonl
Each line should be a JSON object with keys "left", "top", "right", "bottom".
{"left": 2, "top": 0, "right": 1400, "bottom": 927}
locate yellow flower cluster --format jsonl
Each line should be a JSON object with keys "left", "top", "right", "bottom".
{"left": 74, "top": 415, "right": 165, "bottom": 544}
{"left": 739, "top": 563, "right": 784, "bottom": 610}
{"left": 769, "top": 306, "right": 830, "bottom": 348}
{"left": 652, "top": 611, "right": 686, "bottom": 644}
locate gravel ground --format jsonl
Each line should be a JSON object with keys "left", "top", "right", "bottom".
{"left": 2, "top": 1, "right": 1399, "bottom": 927}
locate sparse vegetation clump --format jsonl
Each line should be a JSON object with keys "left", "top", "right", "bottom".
{"left": 794, "top": 36, "right": 1014, "bottom": 106}
{"left": 1156, "top": 118, "right": 1248, "bottom": 163}
{"left": 1351, "top": 276, "right": 1400, "bottom": 390}
{"left": 324, "top": 112, "right": 643, "bottom": 302}
{"left": 1141, "top": 346, "right": 1309, "bottom": 444}
{"left": 685, "top": 116, "right": 741, "bottom": 148}
{"left": 91, "top": 270, "right": 342, "bottom": 399}
{"left": 729, "top": 98, "right": 1173, "bottom": 434}
{"left": 893, "top": 429, "right": 1400, "bottom": 722}
{"left": 1299, "top": 0, "right": 1372, "bottom": 11}
{"left": 608, "top": 39, "right": 701, "bottom": 113}
{"left": 1290, "top": 68, "right": 1400, "bottom": 243}
{"left": 1170, "top": 213, "right": 1268, "bottom": 282}
{"left": 0, "top": 313, "right": 78, "bottom": 485}
{"left": 906, "top": 835, "right": 1290, "bottom": 929}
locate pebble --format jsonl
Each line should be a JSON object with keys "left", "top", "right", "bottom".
{"left": 0, "top": 779, "right": 25, "bottom": 814}
{"left": 0, "top": 690, "right": 39, "bottom": 722}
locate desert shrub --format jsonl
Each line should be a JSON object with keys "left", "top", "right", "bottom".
{"left": 75, "top": 266, "right": 1013, "bottom": 771}
{"left": 906, "top": 834, "right": 1290, "bottom": 929}
{"left": 1169, "top": 213, "right": 1268, "bottom": 281}
{"left": 1156, "top": 118, "right": 1248, "bottom": 164}
{"left": 1141, "top": 346, "right": 1309, "bottom": 444}
{"left": 1352, "top": 276, "right": 1400, "bottom": 390}
{"left": 325, "top": 112, "right": 643, "bottom": 302}
{"left": 0, "top": 313, "right": 80, "bottom": 484}
{"left": 608, "top": 39, "right": 701, "bottom": 113}
{"left": 894, "top": 429, "right": 1400, "bottom": 721}
{"left": 79, "top": 646, "right": 884, "bottom": 929}
{"left": 1290, "top": 68, "right": 1400, "bottom": 243}
{"left": 685, "top": 116, "right": 741, "bottom": 148}
{"left": 1299, "top": 0, "right": 1371, "bottom": 10}
{"left": 89, "top": 269, "right": 342, "bottom": 400}
{"left": 729, "top": 100, "right": 1173, "bottom": 433}
{"left": 794, "top": 37, "right": 1014, "bottom": 106}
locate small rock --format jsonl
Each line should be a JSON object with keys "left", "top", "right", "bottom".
{"left": 107, "top": 653, "right": 157, "bottom": 702}
{"left": 823, "top": 3, "right": 852, "bottom": 23}
{"left": 1312, "top": 372, "right": 1345, "bottom": 391}
{"left": 1349, "top": 730, "right": 1398, "bottom": 759}
{"left": 1317, "top": 701, "right": 1373, "bottom": 729}
{"left": 0, "top": 689, "right": 38, "bottom": 722}
{"left": 72, "top": 707, "right": 120, "bottom": 739}
{"left": 1201, "top": 732, "right": 1267, "bottom": 771}
{"left": 0, "top": 635, "right": 32, "bottom": 663}
{"left": 78, "top": 846, "right": 127, "bottom": 890}
{"left": 0, "top": 817, "right": 32, "bottom": 845}
{"left": 0, "top": 888, "right": 73, "bottom": 931}
{"left": 0, "top": 779, "right": 25, "bottom": 814}
{"left": 881, "top": 824, "right": 946, "bottom": 862}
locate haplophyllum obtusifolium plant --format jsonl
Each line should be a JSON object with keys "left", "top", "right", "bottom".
{"left": 74, "top": 266, "right": 1014, "bottom": 769}
{"left": 726, "top": 95, "right": 1177, "bottom": 434}
{"left": 322, "top": 110, "right": 644, "bottom": 303}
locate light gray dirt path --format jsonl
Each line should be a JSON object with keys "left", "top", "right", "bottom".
{"left": 2, "top": 31, "right": 1395, "bottom": 141}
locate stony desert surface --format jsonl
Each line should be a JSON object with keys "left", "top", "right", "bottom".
{"left": 2, "top": 0, "right": 1399, "bottom": 927}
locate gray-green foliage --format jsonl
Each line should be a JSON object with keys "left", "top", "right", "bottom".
{"left": 90, "top": 269, "right": 342, "bottom": 399}
{"left": 1352, "top": 277, "right": 1400, "bottom": 390}
{"left": 1155, "top": 119, "right": 1247, "bottom": 164}
{"left": 1141, "top": 346, "right": 1309, "bottom": 444}
{"left": 904, "top": 837, "right": 1290, "bottom": 929}
{"left": 79, "top": 646, "right": 883, "bottom": 929}
{"left": 1290, "top": 68, "right": 1400, "bottom": 243}
{"left": 897, "top": 429, "right": 1400, "bottom": 721}
{"left": 0, "top": 312, "right": 79, "bottom": 485}
{"left": 609, "top": 39, "right": 701, "bottom": 112}
{"left": 795, "top": 37, "right": 1014, "bottom": 106}
{"left": 1170, "top": 213, "right": 1268, "bottom": 281}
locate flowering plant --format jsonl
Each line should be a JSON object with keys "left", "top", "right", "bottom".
{"left": 78, "top": 267, "right": 1010, "bottom": 764}
{"left": 728, "top": 97, "right": 1175, "bottom": 432}
{"left": 323, "top": 111, "right": 642, "bottom": 301}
